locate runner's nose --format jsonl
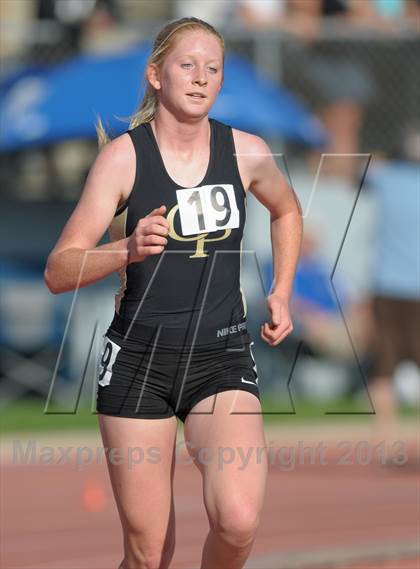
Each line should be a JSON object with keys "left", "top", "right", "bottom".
{"left": 193, "top": 67, "right": 207, "bottom": 87}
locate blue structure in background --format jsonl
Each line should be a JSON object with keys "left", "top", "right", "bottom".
{"left": 264, "top": 257, "right": 348, "bottom": 315}
{"left": 0, "top": 260, "right": 73, "bottom": 401}
{"left": 0, "top": 42, "right": 326, "bottom": 151}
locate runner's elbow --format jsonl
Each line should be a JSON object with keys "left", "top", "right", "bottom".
{"left": 44, "top": 265, "right": 61, "bottom": 294}
{"left": 44, "top": 256, "right": 66, "bottom": 294}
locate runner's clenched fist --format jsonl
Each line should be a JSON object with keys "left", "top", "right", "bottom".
{"left": 127, "top": 205, "right": 169, "bottom": 263}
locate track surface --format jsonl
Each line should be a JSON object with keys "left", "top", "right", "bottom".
{"left": 1, "top": 421, "right": 419, "bottom": 569}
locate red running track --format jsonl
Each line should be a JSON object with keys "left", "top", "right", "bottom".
{"left": 1, "top": 426, "right": 419, "bottom": 569}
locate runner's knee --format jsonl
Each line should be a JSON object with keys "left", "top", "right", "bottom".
{"left": 123, "top": 532, "right": 175, "bottom": 569}
{"left": 211, "top": 504, "right": 260, "bottom": 548}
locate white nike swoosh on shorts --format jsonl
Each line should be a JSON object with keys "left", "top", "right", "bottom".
{"left": 241, "top": 376, "right": 258, "bottom": 385}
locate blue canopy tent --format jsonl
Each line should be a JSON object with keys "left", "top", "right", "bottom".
{"left": 0, "top": 43, "right": 326, "bottom": 151}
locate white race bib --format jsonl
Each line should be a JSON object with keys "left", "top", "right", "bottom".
{"left": 176, "top": 184, "right": 240, "bottom": 236}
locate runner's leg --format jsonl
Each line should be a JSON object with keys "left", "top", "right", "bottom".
{"left": 98, "top": 414, "right": 178, "bottom": 569}
{"left": 184, "top": 390, "right": 267, "bottom": 569}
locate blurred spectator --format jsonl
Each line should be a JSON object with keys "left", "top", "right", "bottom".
{"left": 405, "top": 0, "right": 420, "bottom": 25}
{"left": 374, "top": 0, "right": 406, "bottom": 19}
{"left": 367, "top": 121, "right": 420, "bottom": 454}
{"left": 80, "top": 0, "right": 140, "bottom": 54}
{"left": 173, "top": 1, "right": 235, "bottom": 28}
{"left": 236, "top": 0, "right": 387, "bottom": 181}
{"left": 0, "top": 1, "right": 37, "bottom": 64}
{"left": 237, "top": 0, "right": 316, "bottom": 38}
{"left": 374, "top": 0, "right": 420, "bottom": 29}
{"left": 32, "top": 0, "right": 121, "bottom": 62}
{"left": 290, "top": 228, "right": 371, "bottom": 362}
{"left": 20, "top": 0, "right": 130, "bottom": 201}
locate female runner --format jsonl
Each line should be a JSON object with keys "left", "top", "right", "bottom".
{"left": 45, "top": 17, "right": 302, "bottom": 569}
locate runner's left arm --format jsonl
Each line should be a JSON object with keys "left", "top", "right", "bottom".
{"left": 247, "top": 137, "right": 303, "bottom": 346}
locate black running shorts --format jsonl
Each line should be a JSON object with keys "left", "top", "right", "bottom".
{"left": 96, "top": 317, "right": 261, "bottom": 423}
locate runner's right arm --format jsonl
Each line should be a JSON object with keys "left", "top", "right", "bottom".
{"left": 44, "top": 134, "right": 169, "bottom": 294}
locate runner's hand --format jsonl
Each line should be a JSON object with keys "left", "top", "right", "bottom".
{"left": 261, "top": 294, "right": 293, "bottom": 346}
{"left": 127, "top": 205, "right": 169, "bottom": 263}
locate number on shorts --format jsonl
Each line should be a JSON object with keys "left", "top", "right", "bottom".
{"left": 98, "top": 335, "right": 121, "bottom": 387}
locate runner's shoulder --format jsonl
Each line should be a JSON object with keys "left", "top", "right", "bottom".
{"left": 231, "top": 128, "right": 275, "bottom": 177}
{"left": 93, "top": 131, "right": 136, "bottom": 203}
{"left": 96, "top": 131, "right": 135, "bottom": 171}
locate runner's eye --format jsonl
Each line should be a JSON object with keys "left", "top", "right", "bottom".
{"left": 181, "top": 63, "right": 193, "bottom": 69}
{"left": 208, "top": 67, "right": 218, "bottom": 73}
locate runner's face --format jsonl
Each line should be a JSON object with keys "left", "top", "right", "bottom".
{"left": 156, "top": 30, "right": 223, "bottom": 119}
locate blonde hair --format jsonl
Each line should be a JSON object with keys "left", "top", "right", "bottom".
{"left": 96, "top": 17, "right": 225, "bottom": 148}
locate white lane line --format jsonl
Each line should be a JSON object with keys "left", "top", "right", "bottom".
{"left": 244, "top": 540, "right": 420, "bottom": 569}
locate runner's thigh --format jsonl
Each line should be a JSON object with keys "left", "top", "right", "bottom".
{"left": 184, "top": 391, "right": 267, "bottom": 525}
{"left": 98, "top": 414, "right": 178, "bottom": 539}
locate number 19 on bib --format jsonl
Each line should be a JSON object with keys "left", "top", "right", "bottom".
{"left": 176, "top": 184, "right": 240, "bottom": 236}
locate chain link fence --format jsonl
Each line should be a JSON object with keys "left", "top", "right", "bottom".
{"left": 281, "top": 34, "right": 420, "bottom": 157}
{"left": 1, "top": 18, "right": 418, "bottom": 198}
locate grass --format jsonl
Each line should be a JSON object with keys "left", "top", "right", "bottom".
{"left": 1, "top": 398, "right": 99, "bottom": 433}
{"left": 1, "top": 396, "right": 418, "bottom": 434}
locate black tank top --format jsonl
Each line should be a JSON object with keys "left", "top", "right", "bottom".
{"left": 108, "top": 118, "right": 249, "bottom": 346}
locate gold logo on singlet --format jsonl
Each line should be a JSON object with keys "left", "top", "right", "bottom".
{"left": 167, "top": 204, "right": 231, "bottom": 259}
